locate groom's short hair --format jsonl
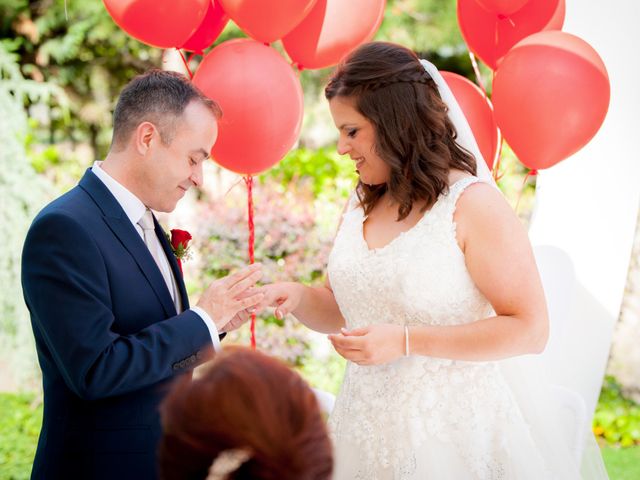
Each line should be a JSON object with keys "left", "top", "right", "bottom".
{"left": 110, "top": 69, "right": 221, "bottom": 151}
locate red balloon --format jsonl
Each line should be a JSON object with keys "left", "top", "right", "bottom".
{"left": 476, "top": 0, "right": 529, "bottom": 16}
{"left": 548, "top": 0, "right": 566, "bottom": 28}
{"left": 193, "top": 39, "right": 304, "bottom": 175}
{"left": 219, "top": 0, "right": 317, "bottom": 43}
{"left": 492, "top": 31, "right": 610, "bottom": 170}
{"left": 282, "top": 0, "right": 386, "bottom": 70}
{"left": 458, "top": 0, "right": 565, "bottom": 70}
{"left": 441, "top": 72, "right": 500, "bottom": 171}
{"left": 103, "top": 0, "right": 209, "bottom": 48}
{"left": 181, "top": 0, "right": 229, "bottom": 53}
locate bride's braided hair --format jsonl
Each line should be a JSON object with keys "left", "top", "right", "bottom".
{"left": 325, "top": 42, "right": 477, "bottom": 220}
{"left": 358, "top": 68, "right": 432, "bottom": 92}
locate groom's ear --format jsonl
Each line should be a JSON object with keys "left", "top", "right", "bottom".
{"left": 134, "top": 121, "right": 158, "bottom": 156}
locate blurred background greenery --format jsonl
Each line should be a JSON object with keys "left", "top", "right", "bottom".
{"left": 0, "top": 0, "right": 638, "bottom": 478}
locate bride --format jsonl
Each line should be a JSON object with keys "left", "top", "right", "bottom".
{"left": 258, "top": 42, "right": 607, "bottom": 479}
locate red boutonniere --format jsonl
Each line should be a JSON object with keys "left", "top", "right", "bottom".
{"left": 168, "top": 229, "right": 192, "bottom": 274}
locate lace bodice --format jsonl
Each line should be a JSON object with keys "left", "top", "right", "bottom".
{"left": 328, "top": 176, "right": 491, "bottom": 332}
{"left": 327, "top": 177, "right": 543, "bottom": 479}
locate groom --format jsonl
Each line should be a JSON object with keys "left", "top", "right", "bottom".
{"left": 21, "top": 70, "right": 264, "bottom": 479}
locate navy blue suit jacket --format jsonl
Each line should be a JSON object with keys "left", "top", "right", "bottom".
{"left": 22, "top": 169, "right": 215, "bottom": 479}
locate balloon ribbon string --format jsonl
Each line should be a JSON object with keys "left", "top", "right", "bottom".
{"left": 492, "top": 136, "right": 505, "bottom": 182}
{"left": 515, "top": 169, "right": 538, "bottom": 214}
{"left": 292, "top": 62, "right": 304, "bottom": 79}
{"left": 468, "top": 54, "right": 502, "bottom": 182}
{"left": 177, "top": 48, "right": 194, "bottom": 80}
{"left": 491, "top": 69, "right": 505, "bottom": 183}
{"left": 498, "top": 13, "right": 516, "bottom": 27}
{"left": 493, "top": 14, "right": 515, "bottom": 67}
{"left": 244, "top": 175, "right": 256, "bottom": 349}
{"left": 468, "top": 52, "right": 487, "bottom": 96}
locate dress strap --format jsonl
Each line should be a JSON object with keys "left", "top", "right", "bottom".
{"left": 450, "top": 175, "right": 481, "bottom": 198}
{"left": 443, "top": 176, "right": 483, "bottom": 218}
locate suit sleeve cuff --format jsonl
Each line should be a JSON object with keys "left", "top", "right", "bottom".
{"left": 190, "top": 306, "right": 222, "bottom": 353}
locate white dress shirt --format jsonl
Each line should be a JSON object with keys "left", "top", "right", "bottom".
{"left": 91, "top": 161, "right": 221, "bottom": 352}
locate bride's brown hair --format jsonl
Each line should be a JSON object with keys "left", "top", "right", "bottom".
{"left": 325, "top": 42, "right": 477, "bottom": 220}
{"left": 159, "top": 347, "right": 333, "bottom": 480}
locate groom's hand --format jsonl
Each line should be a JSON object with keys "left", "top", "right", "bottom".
{"left": 219, "top": 287, "right": 262, "bottom": 333}
{"left": 197, "top": 263, "right": 264, "bottom": 331}
{"left": 220, "top": 309, "right": 250, "bottom": 333}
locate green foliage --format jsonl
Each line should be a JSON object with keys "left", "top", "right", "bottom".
{"left": 379, "top": 0, "right": 464, "bottom": 53}
{"left": 261, "top": 146, "right": 357, "bottom": 200}
{"left": 1, "top": 0, "right": 161, "bottom": 161}
{"left": 593, "top": 376, "right": 640, "bottom": 448}
{"left": 601, "top": 445, "right": 640, "bottom": 480}
{"left": 0, "top": 393, "right": 42, "bottom": 480}
{"left": 188, "top": 177, "right": 345, "bottom": 365}
{"left": 184, "top": 148, "right": 354, "bottom": 388}
{"left": 296, "top": 347, "right": 346, "bottom": 395}
{"left": 0, "top": 42, "right": 66, "bottom": 108}
{"left": 0, "top": 41, "right": 55, "bottom": 389}
{"left": 29, "top": 143, "right": 61, "bottom": 174}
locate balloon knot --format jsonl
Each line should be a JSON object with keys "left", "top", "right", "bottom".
{"left": 530, "top": 169, "right": 538, "bottom": 176}
{"left": 497, "top": 13, "right": 508, "bottom": 20}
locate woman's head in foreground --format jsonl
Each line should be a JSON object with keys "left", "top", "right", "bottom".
{"left": 159, "top": 347, "right": 333, "bottom": 480}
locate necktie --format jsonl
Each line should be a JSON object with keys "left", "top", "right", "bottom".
{"left": 137, "top": 209, "right": 181, "bottom": 311}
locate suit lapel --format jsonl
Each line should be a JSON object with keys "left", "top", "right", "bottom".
{"left": 78, "top": 169, "right": 177, "bottom": 318}
{"left": 156, "top": 220, "right": 190, "bottom": 310}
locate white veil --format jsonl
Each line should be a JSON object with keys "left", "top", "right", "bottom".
{"left": 419, "top": 59, "right": 496, "bottom": 186}
{"left": 419, "top": 59, "right": 609, "bottom": 479}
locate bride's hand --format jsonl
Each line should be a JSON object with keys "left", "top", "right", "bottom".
{"left": 255, "top": 282, "right": 304, "bottom": 319}
{"left": 328, "top": 324, "right": 404, "bottom": 365}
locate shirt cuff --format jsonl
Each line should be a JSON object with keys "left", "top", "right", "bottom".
{"left": 190, "top": 306, "right": 222, "bottom": 353}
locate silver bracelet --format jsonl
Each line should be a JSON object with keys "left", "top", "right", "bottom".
{"left": 404, "top": 325, "right": 410, "bottom": 357}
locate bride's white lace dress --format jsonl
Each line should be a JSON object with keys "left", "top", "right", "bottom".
{"left": 327, "top": 177, "right": 558, "bottom": 479}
